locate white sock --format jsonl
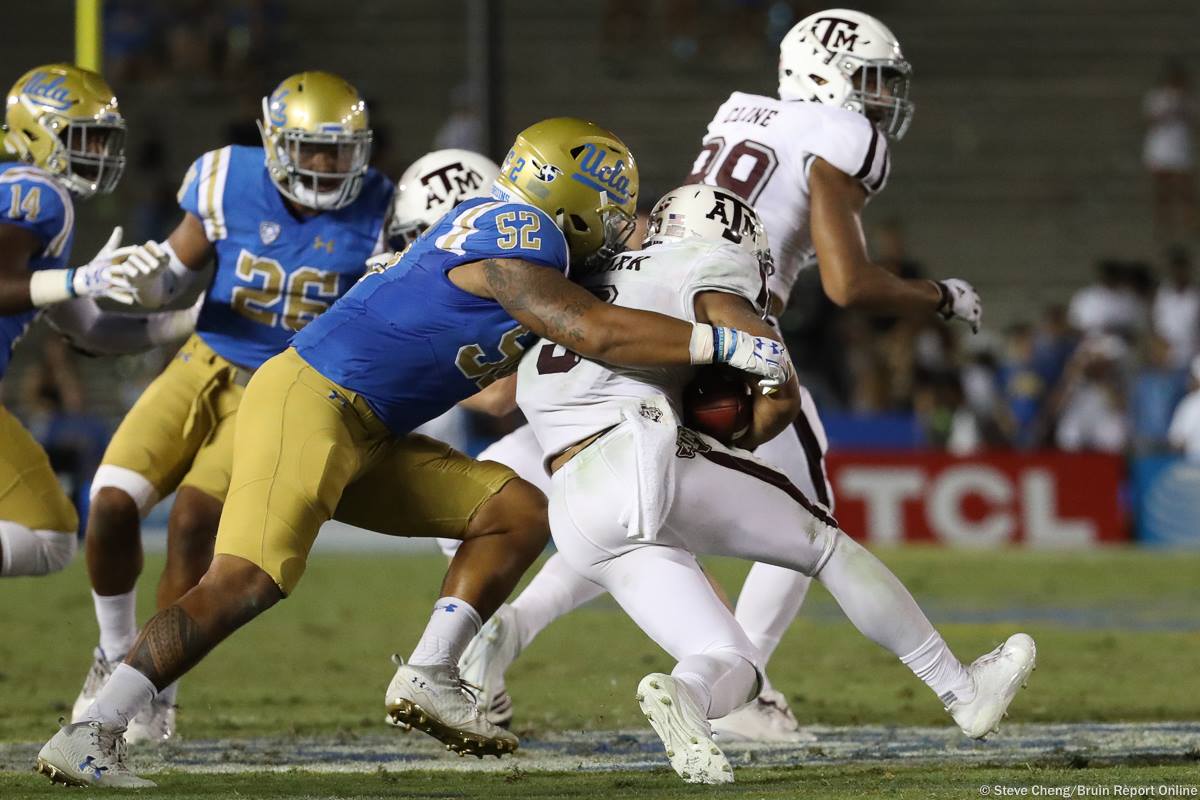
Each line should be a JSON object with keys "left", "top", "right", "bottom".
{"left": 93, "top": 589, "right": 138, "bottom": 660}
{"left": 408, "top": 597, "right": 482, "bottom": 667}
{"left": 900, "top": 632, "right": 975, "bottom": 706}
{"left": 816, "top": 536, "right": 971, "bottom": 704}
{"left": 157, "top": 681, "right": 179, "bottom": 706}
{"left": 673, "top": 650, "right": 759, "bottom": 719}
{"left": 510, "top": 553, "right": 604, "bottom": 651}
{"left": 83, "top": 664, "right": 156, "bottom": 730}
{"left": 734, "top": 562, "right": 811, "bottom": 666}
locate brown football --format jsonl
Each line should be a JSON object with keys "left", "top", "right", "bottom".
{"left": 683, "top": 365, "right": 753, "bottom": 445}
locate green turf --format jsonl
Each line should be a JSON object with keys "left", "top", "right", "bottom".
{"left": 2, "top": 548, "right": 1197, "bottom": 741}
{"left": 3, "top": 764, "right": 1200, "bottom": 799}
{"left": 1, "top": 548, "right": 1198, "bottom": 798}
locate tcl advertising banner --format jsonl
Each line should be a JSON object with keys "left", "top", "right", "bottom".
{"left": 825, "top": 452, "right": 1127, "bottom": 547}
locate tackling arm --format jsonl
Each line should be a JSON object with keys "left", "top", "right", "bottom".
{"left": 448, "top": 256, "right": 793, "bottom": 387}
{"left": 694, "top": 290, "right": 802, "bottom": 448}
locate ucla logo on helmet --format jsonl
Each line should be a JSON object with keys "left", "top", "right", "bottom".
{"left": 268, "top": 88, "right": 289, "bottom": 127}
{"left": 571, "top": 143, "right": 632, "bottom": 205}
{"left": 22, "top": 71, "right": 74, "bottom": 111}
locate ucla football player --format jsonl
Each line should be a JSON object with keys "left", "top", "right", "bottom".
{"left": 0, "top": 63, "right": 167, "bottom": 581}
{"left": 68, "top": 71, "right": 392, "bottom": 747}
{"left": 38, "top": 118, "right": 792, "bottom": 787}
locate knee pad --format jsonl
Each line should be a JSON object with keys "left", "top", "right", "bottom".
{"left": 90, "top": 465, "right": 159, "bottom": 519}
{"left": 0, "top": 523, "right": 77, "bottom": 576}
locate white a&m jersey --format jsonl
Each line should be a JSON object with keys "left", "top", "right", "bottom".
{"left": 517, "top": 238, "right": 766, "bottom": 469}
{"left": 687, "top": 92, "right": 890, "bottom": 303}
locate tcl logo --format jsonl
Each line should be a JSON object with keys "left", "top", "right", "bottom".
{"left": 826, "top": 453, "right": 1127, "bottom": 548}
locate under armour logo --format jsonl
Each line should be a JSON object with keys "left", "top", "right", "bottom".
{"left": 313, "top": 235, "right": 335, "bottom": 253}
{"left": 78, "top": 756, "right": 108, "bottom": 780}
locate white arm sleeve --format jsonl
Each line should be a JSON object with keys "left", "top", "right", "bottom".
{"left": 43, "top": 293, "right": 201, "bottom": 356}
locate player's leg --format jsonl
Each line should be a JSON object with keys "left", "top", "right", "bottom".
{"left": 666, "top": 431, "right": 1036, "bottom": 738}
{"left": 455, "top": 425, "right": 604, "bottom": 725}
{"left": 716, "top": 390, "right": 828, "bottom": 740}
{"left": 0, "top": 404, "right": 79, "bottom": 577}
{"left": 73, "top": 337, "right": 228, "bottom": 721}
{"left": 334, "top": 433, "right": 544, "bottom": 756}
{"left": 56, "top": 349, "right": 361, "bottom": 779}
{"left": 547, "top": 425, "right": 755, "bottom": 783}
{"left": 734, "top": 390, "right": 829, "bottom": 662}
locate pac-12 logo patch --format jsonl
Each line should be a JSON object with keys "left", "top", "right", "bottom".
{"left": 259, "top": 221, "right": 280, "bottom": 245}
{"left": 534, "top": 161, "right": 563, "bottom": 183}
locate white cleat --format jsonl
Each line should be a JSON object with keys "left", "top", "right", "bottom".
{"left": 636, "top": 673, "right": 734, "bottom": 785}
{"left": 949, "top": 633, "right": 1037, "bottom": 739}
{"left": 458, "top": 604, "right": 519, "bottom": 728}
{"left": 71, "top": 647, "right": 119, "bottom": 723}
{"left": 36, "top": 720, "right": 156, "bottom": 788}
{"left": 126, "top": 696, "right": 176, "bottom": 745}
{"left": 711, "top": 687, "right": 817, "bottom": 743}
{"left": 385, "top": 656, "right": 518, "bottom": 758}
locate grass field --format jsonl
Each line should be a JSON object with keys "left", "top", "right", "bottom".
{"left": 1, "top": 547, "right": 1198, "bottom": 797}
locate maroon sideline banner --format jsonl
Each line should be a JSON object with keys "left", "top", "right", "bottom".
{"left": 824, "top": 452, "right": 1127, "bottom": 547}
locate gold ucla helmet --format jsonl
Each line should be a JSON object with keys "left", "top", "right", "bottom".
{"left": 3, "top": 63, "right": 126, "bottom": 197}
{"left": 494, "top": 117, "right": 638, "bottom": 266}
{"left": 258, "top": 71, "right": 372, "bottom": 211}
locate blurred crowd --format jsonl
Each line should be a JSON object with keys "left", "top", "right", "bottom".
{"left": 784, "top": 228, "right": 1200, "bottom": 460}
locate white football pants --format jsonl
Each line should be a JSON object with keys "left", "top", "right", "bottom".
{"left": 549, "top": 422, "right": 941, "bottom": 719}
{"left": 445, "top": 388, "right": 830, "bottom": 672}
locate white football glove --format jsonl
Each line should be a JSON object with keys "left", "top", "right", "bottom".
{"left": 107, "top": 240, "right": 174, "bottom": 308}
{"left": 692, "top": 325, "right": 794, "bottom": 394}
{"left": 934, "top": 278, "right": 982, "bottom": 333}
{"left": 69, "top": 227, "right": 138, "bottom": 303}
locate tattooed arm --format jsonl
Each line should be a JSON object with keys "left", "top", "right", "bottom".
{"left": 448, "top": 257, "right": 698, "bottom": 367}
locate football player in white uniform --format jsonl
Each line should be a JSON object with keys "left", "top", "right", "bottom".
{"left": 455, "top": 7, "right": 983, "bottom": 740}
{"left": 517, "top": 184, "right": 1031, "bottom": 784}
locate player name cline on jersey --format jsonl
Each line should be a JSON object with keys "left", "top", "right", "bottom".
{"left": 691, "top": 92, "right": 890, "bottom": 304}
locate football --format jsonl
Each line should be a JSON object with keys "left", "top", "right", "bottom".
{"left": 682, "top": 365, "right": 754, "bottom": 445}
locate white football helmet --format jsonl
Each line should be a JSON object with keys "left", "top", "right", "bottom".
{"left": 388, "top": 149, "right": 499, "bottom": 248}
{"left": 645, "top": 184, "right": 774, "bottom": 279}
{"left": 778, "top": 9, "right": 914, "bottom": 140}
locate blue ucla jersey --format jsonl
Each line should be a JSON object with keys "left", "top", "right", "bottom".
{"left": 178, "top": 145, "right": 392, "bottom": 369}
{"left": 294, "top": 197, "right": 568, "bottom": 434}
{"left": 0, "top": 162, "right": 75, "bottom": 378}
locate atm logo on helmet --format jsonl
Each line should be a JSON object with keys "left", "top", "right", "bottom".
{"left": 813, "top": 16, "right": 860, "bottom": 51}
{"left": 22, "top": 72, "right": 74, "bottom": 111}
{"left": 704, "top": 190, "right": 757, "bottom": 246}
{"left": 571, "top": 143, "right": 632, "bottom": 205}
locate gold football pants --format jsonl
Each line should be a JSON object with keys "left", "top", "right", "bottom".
{"left": 214, "top": 347, "right": 517, "bottom": 594}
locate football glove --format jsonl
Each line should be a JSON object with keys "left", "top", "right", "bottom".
{"left": 934, "top": 278, "right": 982, "bottom": 333}
{"left": 690, "top": 324, "right": 794, "bottom": 394}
